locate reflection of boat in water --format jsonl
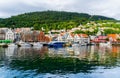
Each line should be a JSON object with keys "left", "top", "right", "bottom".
{"left": 66, "top": 47, "right": 74, "bottom": 55}
{"left": 5, "top": 47, "right": 17, "bottom": 58}
{"left": 48, "top": 41, "right": 66, "bottom": 48}
{"left": 0, "top": 43, "right": 8, "bottom": 47}
{"left": 72, "top": 43, "right": 79, "bottom": 47}
{"left": 99, "top": 42, "right": 111, "bottom": 48}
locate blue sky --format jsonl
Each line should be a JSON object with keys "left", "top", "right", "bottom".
{"left": 0, "top": 0, "right": 120, "bottom": 19}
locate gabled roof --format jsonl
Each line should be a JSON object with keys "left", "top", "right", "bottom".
{"left": 97, "top": 35, "right": 107, "bottom": 39}
{"left": 14, "top": 28, "right": 21, "bottom": 33}
{"left": 60, "top": 32, "right": 66, "bottom": 36}
{"left": 107, "top": 34, "right": 119, "bottom": 39}
{"left": 78, "top": 34, "right": 88, "bottom": 38}
{"left": 70, "top": 33, "right": 74, "bottom": 38}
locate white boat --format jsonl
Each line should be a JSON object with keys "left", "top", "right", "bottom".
{"left": 33, "top": 42, "right": 42, "bottom": 48}
{"left": 72, "top": 43, "right": 79, "bottom": 47}
{"left": 99, "top": 42, "right": 111, "bottom": 47}
{"left": 18, "top": 41, "right": 31, "bottom": 47}
{"left": 20, "top": 43, "right": 31, "bottom": 47}
{"left": 80, "top": 42, "right": 87, "bottom": 46}
{"left": 8, "top": 43, "right": 17, "bottom": 47}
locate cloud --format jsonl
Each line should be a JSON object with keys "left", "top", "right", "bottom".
{"left": 0, "top": 0, "right": 120, "bottom": 19}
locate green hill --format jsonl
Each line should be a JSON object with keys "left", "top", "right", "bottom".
{"left": 0, "top": 11, "right": 115, "bottom": 31}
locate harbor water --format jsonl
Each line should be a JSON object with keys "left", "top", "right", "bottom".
{"left": 0, "top": 45, "right": 120, "bottom": 78}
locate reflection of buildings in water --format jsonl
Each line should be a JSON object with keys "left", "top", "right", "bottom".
{"left": 56, "top": 48, "right": 67, "bottom": 55}
{"left": 96, "top": 45, "right": 117, "bottom": 63}
{"left": 15, "top": 47, "right": 48, "bottom": 58}
{"left": 49, "top": 48, "right": 68, "bottom": 56}
{"left": 96, "top": 45, "right": 110, "bottom": 63}
{"left": 15, "top": 47, "right": 32, "bottom": 58}
{"left": 39, "top": 46, "right": 48, "bottom": 57}
{"left": 89, "top": 45, "right": 108, "bottom": 62}
{"left": 49, "top": 46, "right": 92, "bottom": 58}
{"left": 112, "top": 46, "right": 118, "bottom": 53}
{"left": 0, "top": 47, "right": 5, "bottom": 60}
{"left": 78, "top": 46, "right": 89, "bottom": 59}
{"left": 112, "top": 46, "right": 119, "bottom": 58}
{"left": 73, "top": 46, "right": 80, "bottom": 56}
{"left": 90, "top": 46, "right": 95, "bottom": 53}
{"left": 89, "top": 46, "right": 99, "bottom": 61}
{"left": 48, "top": 48, "right": 55, "bottom": 56}
{"left": 97, "top": 46, "right": 120, "bottom": 64}
{"left": 4, "top": 47, "right": 17, "bottom": 65}
{"left": 5, "top": 47, "right": 17, "bottom": 58}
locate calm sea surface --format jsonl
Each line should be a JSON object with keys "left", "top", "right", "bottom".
{"left": 0, "top": 45, "right": 120, "bottom": 78}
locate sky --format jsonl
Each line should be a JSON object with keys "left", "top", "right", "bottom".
{"left": 0, "top": 0, "right": 120, "bottom": 19}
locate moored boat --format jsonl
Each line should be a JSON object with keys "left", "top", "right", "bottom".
{"left": 17, "top": 41, "right": 31, "bottom": 47}
{"left": 48, "top": 41, "right": 66, "bottom": 48}
{"left": 99, "top": 41, "right": 111, "bottom": 47}
{"left": 32, "top": 42, "right": 43, "bottom": 48}
{"left": 8, "top": 43, "right": 17, "bottom": 47}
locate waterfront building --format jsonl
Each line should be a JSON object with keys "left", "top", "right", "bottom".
{"left": 0, "top": 29, "right": 6, "bottom": 40}
{"left": 0, "top": 28, "right": 15, "bottom": 41}
{"left": 66, "top": 33, "right": 74, "bottom": 42}
{"left": 93, "top": 35, "right": 108, "bottom": 43}
{"left": 5, "top": 29, "right": 15, "bottom": 41}
{"left": 107, "top": 34, "right": 119, "bottom": 42}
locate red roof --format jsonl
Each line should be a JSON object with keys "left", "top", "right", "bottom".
{"left": 78, "top": 34, "right": 88, "bottom": 38}
{"left": 93, "top": 38, "right": 107, "bottom": 43}
{"left": 98, "top": 36, "right": 107, "bottom": 40}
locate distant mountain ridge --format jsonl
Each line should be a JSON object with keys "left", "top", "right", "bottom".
{"left": 0, "top": 11, "right": 115, "bottom": 29}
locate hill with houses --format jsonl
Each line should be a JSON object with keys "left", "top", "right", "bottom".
{"left": 0, "top": 11, "right": 119, "bottom": 45}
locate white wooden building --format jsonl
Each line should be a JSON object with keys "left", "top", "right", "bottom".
{"left": 5, "top": 29, "right": 15, "bottom": 41}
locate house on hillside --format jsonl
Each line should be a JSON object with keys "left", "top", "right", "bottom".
{"left": 107, "top": 34, "right": 119, "bottom": 42}
{"left": 78, "top": 34, "right": 90, "bottom": 45}
{"left": 66, "top": 33, "right": 74, "bottom": 42}
{"left": 89, "top": 35, "right": 96, "bottom": 41}
{"left": 55, "top": 34, "right": 63, "bottom": 41}
{"left": 74, "top": 34, "right": 80, "bottom": 42}
{"left": 93, "top": 35, "right": 108, "bottom": 43}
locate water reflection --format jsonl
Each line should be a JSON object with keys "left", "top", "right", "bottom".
{"left": 0, "top": 45, "right": 120, "bottom": 78}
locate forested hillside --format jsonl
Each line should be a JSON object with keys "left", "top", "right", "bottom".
{"left": 0, "top": 11, "right": 115, "bottom": 31}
